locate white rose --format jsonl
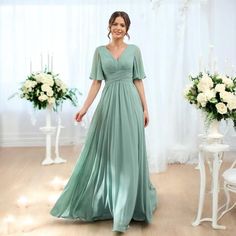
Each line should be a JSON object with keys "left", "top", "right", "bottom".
{"left": 34, "top": 73, "right": 44, "bottom": 83}
{"left": 41, "top": 77, "right": 48, "bottom": 84}
{"left": 215, "top": 102, "right": 227, "bottom": 114}
{"left": 38, "top": 73, "right": 52, "bottom": 86}
{"left": 197, "top": 93, "right": 208, "bottom": 107}
{"left": 227, "top": 101, "right": 236, "bottom": 110}
{"left": 197, "top": 82, "right": 209, "bottom": 92}
{"left": 55, "top": 79, "right": 61, "bottom": 86}
{"left": 41, "top": 84, "right": 51, "bottom": 92}
{"left": 38, "top": 94, "right": 48, "bottom": 102}
{"left": 215, "top": 84, "right": 225, "bottom": 93}
{"left": 204, "top": 89, "right": 215, "bottom": 100}
{"left": 197, "top": 74, "right": 213, "bottom": 92}
{"left": 24, "top": 80, "right": 34, "bottom": 88}
{"left": 227, "top": 95, "right": 236, "bottom": 110}
{"left": 46, "top": 89, "right": 54, "bottom": 97}
{"left": 45, "top": 75, "right": 54, "bottom": 86}
{"left": 220, "top": 91, "right": 231, "bottom": 103}
{"left": 202, "top": 73, "right": 214, "bottom": 86}
{"left": 219, "top": 75, "right": 234, "bottom": 87}
{"left": 48, "top": 78, "right": 54, "bottom": 86}
{"left": 48, "top": 97, "right": 55, "bottom": 105}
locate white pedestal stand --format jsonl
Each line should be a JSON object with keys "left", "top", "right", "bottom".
{"left": 54, "top": 116, "right": 66, "bottom": 164}
{"left": 192, "top": 133, "right": 229, "bottom": 229}
{"left": 40, "top": 107, "right": 56, "bottom": 165}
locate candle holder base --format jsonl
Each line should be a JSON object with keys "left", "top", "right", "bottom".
{"left": 40, "top": 126, "right": 56, "bottom": 134}
{"left": 41, "top": 158, "right": 54, "bottom": 165}
{"left": 54, "top": 157, "right": 67, "bottom": 164}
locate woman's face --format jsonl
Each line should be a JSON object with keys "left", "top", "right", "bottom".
{"left": 110, "top": 16, "right": 127, "bottom": 40}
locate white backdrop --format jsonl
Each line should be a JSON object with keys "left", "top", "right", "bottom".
{"left": 0, "top": 0, "right": 236, "bottom": 172}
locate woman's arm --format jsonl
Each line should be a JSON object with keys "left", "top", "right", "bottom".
{"left": 75, "top": 80, "right": 102, "bottom": 122}
{"left": 133, "top": 79, "right": 149, "bottom": 127}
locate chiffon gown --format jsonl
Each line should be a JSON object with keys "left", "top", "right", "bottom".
{"left": 50, "top": 44, "right": 157, "bottom": 232}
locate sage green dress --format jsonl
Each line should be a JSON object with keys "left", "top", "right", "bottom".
{"left": 50, "top": 44, "right": 157, "bottom": 232}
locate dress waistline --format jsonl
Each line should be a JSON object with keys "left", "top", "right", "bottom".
{"left": 105, "top": 78, "right": 133, "bottom": 86}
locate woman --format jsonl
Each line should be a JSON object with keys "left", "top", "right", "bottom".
{"left": 50, "top": 11, "right": 157, "bottom": 232}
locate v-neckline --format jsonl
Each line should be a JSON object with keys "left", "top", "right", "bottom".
{"left": 104, "top": 44, "right": 129, "bottom": 61}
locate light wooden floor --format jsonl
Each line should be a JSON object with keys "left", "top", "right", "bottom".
{"left": 0, "top": 146, "right": 235, "bottom": 236}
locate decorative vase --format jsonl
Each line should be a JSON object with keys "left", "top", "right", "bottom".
{"left": 207, "top": 120, "right": 223, "bottom": 139}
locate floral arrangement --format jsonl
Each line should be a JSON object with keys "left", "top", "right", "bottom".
{"left": 19, "top": 71, "right": 78, "bottom": 111}
{"left": 184, "top": 72, "right": 236, "bottom": 128}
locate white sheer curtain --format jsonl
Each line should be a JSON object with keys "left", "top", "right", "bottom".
{"left": 0, "top": 0, "right": 236, "bottom": 172}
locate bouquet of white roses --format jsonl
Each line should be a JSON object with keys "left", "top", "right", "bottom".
{"left": 19, "top": 71, "right": 78, "bottom": 110}
{"left": 184, "top": 72, "right": 236, "bottom": 128}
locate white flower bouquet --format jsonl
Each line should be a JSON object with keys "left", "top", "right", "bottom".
{"left": 19, "top": 71, "right": 78, "bottom": 110}
{"left": 184, "top": 72, "right": 236, "bottom": 128}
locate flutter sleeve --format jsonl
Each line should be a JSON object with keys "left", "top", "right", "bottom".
{"left": 89, "top": 47, "right": 105, "bottom": 80}
{"left": 133, "top": 46, "right": 146, "bottom": 80}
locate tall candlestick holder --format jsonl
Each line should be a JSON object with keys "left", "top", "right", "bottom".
{"left": 29, "top": 53, "right": 69, "bottom": 165}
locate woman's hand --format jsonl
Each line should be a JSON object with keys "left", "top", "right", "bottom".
{"left": 75, "top": 108, "right": 87, "bottom": 122}
{"left": 144, "top": 110, "right": 149, "bottom": 127}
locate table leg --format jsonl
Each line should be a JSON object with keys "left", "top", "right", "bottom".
{"left": 192, "top": 150, "right": 206, "bottom": 226}
{"left": 211, "top": 153, "right": 225, "bottom": 229}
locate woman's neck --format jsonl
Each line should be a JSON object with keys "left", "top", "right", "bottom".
{"left": 109, "top": 39, "right": 126, "bottom": 48}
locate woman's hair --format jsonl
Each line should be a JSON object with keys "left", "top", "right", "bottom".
{"left": 108, "top": 11, "right": 131, "bottom": 40}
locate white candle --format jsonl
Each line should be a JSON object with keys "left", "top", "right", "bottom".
{"left": 231, "top": 64, "right": 235, "bottom": 76}
{"left": 224, "top": 58, "right": 230, "bottom": 75}
{"left": 17, "top": 196, "right": 29, "bottom": 208}
{"left": 198, "top": 55, "right": 203, "bottom": 72}
{"left": 213, "top": 57, "right": 217, "bottom": 74}
{"left": 47, "top": 53, "right": 50, "bottom": 72}
{"left": 51, "top": 53, "right": 53, "bottom": 73}
{"left": 41, "top": 53, "right": 43, "bottom": 72}
{"left": 208, "top": 44, "right": 214, "bottom": 73}
{"left": 30, "top": 59, "right": 32, "bottom": 74}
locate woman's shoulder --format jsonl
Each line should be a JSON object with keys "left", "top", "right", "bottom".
{"left": 97, "top": 45, "right": 105, "bottom": 49}
{"left": 128, "top": 44, "right": 142, "bottom": 51}
{"left": 128, "top": 44, "right": 142, "bottom": 56}
{"left": 94, "top": 45, "right": 105, "bottom": 52}
{"left": 128, "top": 44, "right": 139, "bottom": 49}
